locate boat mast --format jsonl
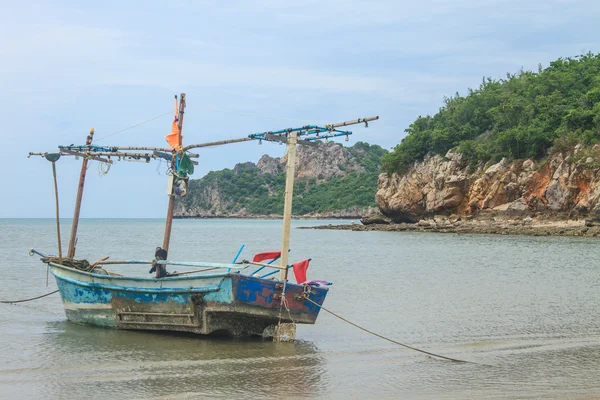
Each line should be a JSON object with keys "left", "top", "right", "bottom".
{"left": 28, "top": 112, "right": 378, "bottom": 265}
{"left": 162, "top": 93, "right": 186, "bottom": 252}
{"left": 67, "top": 128, "right": 94, "bottom": 258}
{"left": 45, "top": 154, "right": 63, "bottom": 263}
{"left": 279, "top": 131, "right": 299, "bottom": 281}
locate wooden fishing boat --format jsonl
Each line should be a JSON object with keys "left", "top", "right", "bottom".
{"left": 27, "top": 253, "right": 328, "bottom": 337}
{"left": 28, "top": 93, "right": 378, "bottom": 339}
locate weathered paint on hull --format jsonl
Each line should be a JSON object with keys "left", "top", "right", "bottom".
{"left": 50, "top": 264, "right": 328, "bottom": 337}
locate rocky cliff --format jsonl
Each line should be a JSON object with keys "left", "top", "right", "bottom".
{"left": 375, "top": 145, "right": 600, "bottom": 223}
{"left": 176, "top": 141, "right": 385, "bottom": 218}
{"left": 256, "top": 141, "right": 367, "bottom": 180}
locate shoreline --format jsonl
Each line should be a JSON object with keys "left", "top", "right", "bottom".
{"left": 300, "top": 219, "right": 600, "bottom": 237}
{"left": 173, "top": 215, "right": 361, "bottom": 220}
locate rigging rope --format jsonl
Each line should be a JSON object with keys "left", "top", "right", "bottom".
{"left": 93, "top": 111, "right": 173, "bottom": 143}
{"left": 42, "top": 257, "right": 92, "bottom": 271}
{"left": 87, "top": 105, "right": 324, "bottom": 145}
{"left": 188, "top": 105, "right": 324, "bottom": 124}
{"left": 98, "top": 161, "right": 111, "bottom": 176}
{"left": 0, "top": 290, "right": 59, "bottom": 304}
{"left": 303, "top": 296, "right": 482, "bottom": 365}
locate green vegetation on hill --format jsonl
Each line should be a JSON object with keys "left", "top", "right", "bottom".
{"left": 181, "top": 142, "right": 387, "bottom": 215}
{"left": 382, "top": 53, "right": 600, "bottom": 173}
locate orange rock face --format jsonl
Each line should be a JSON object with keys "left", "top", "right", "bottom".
{"left": 376, "top": 150, "right": 600, "bottom": 222}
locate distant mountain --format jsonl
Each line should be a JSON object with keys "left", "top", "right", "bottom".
{"left": 175, "top": 141, "right": 387, "bottom": 218}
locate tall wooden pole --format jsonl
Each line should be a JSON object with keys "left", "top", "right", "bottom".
{"left": 279, "top": 131, "right": 298, "bottom": 281}
{"left": 67, "top": 128, "right": 94, "bottom": 258}
{"left": 51, "top": 161, "right": 63, "bottom": 263}
{"left": 162, "top": 93, "right": 186, "bottom": 252}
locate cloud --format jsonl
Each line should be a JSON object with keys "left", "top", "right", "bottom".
{"left": 1, "top": 0, "right": 600, "bottom": 217}
{"left": 0, "top": 25, "right": 395, "bottom": 97}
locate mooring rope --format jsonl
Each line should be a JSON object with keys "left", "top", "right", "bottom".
{"left": 303, "top": 297, "right": 481, "bottom": 365}
{"left": 41, "top": 257, "right": 92, "bottom": 271}
{"left": 0, "top": 290, "right": 59, "bottom": 304}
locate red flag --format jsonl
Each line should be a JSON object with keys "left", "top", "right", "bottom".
{"left": 292, "top": 259, "right": 310, "bottom": 284}
{"left": 252, "top": 251, "right": 281, "bottom": 263}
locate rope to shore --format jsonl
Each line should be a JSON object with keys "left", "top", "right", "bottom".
{"left": 0, "top": 290, "right": 59, "bottom": 304}
{"left": 303, "top": 297, "right": 483, "bottom": 365}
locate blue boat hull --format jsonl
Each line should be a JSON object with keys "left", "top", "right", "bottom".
{"left": 50, "top": 264, "right": 328, "bottom": 337}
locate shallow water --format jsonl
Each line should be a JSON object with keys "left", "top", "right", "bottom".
{"left": 1, "top": 218, "right": 600, "bottom": 399}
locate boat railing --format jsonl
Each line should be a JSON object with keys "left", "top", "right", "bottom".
{"left": 31, "top": 248, "right": 290, "bottom": 278}
{"left": 98, "top": 259, "right": 291, "bottom": 278}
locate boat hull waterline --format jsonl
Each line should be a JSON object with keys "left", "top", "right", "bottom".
{"left": 50, "top": 263, "right": 328, "bottom": 337}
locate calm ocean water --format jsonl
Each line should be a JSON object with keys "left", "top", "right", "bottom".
{"left": 1, "top": 218, "right": 600, "bottom": 399}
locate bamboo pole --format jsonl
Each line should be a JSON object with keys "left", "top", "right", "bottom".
{"left": 95, "top": 259, "right": 246, "bottom": 269}
{"left": 67, "top": 128, "right": 94, "bottom": 258}
{"left": 51, "top": 161, "right": 63, "bottom": 263}
{"left": 325, "top": 116, "right": 379, "bottom": 129}
{"left": 183, "top": 137, "right": 254, "bottom": 151}
{"left": 241, "top": 260, "right": 287, "bottom": 270}
{"left": 29, "top": 151, "right": 199, "bottom": 164}
{"left": 279, "top": 131, "right": 298, "bottom": 281}
{"left": 60, "top": 147, "right": 198, "bottom": 158}
{"left": 162, "top": 93, "right": 186, "bottom": 252}
{"left": 108, "top": 146, "right": 174, "bottom": 152}
{"left": 60, "top": 149, "right": 112, "bottom": 163}
{"left": 168, "top": 267, "right": 219, "bottom": 276}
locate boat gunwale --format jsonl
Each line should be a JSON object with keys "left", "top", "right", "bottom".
{"left": 48, "top": 261, "right": 233, "bottom": 282}
{"left": 48, "top": 262, "right": 321, "bottom": 292}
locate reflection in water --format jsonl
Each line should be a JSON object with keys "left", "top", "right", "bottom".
{"left": 41, "top": 321, "right": 325, "bottom": 399}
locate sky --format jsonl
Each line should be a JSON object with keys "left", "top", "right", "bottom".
{"left": 1, "top": 0, "right": 599, "bottom": 218}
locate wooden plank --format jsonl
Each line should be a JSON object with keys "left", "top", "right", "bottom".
{"left": 118, "top": 312, "right": 194, "bottom": 317}
{"left": 279, "top": 131, "right": 298, "bottom": 281}
{"left": 118, "top": 321, "right": 198, "bottom": 327}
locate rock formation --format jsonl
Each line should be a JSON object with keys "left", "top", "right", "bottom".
{"left": 254, "top": 142, "right": 366, "bottom": 180}
{"left": 376, "top": 146, "right": 600, "bottom": 223}
{"left": 175, "top": 142, "right": 382, "bottom": 218}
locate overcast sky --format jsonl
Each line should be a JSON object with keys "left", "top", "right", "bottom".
{"left": 1, "top": 0, "right": 599, "bottom": 217}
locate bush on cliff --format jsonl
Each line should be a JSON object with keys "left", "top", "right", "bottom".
{"left": 382, "top": 52, "right": 600, "bottom": 174}
{"left": 181, "top": 142, "right": 387, "bottom": 215}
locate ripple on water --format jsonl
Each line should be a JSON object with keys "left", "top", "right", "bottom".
{"left": 2, "top": 219, "right": 600, "bottom": 399}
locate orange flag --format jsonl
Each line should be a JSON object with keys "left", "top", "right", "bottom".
{"left": 165, "top": 97, "right": 181, "bottom": 149}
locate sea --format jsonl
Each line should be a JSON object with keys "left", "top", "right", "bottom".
{"left": 1, "top": 218, "right": 600, "bottom": 399}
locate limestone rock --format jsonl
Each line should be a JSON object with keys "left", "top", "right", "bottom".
{"left": 360, "top": 210, "right": 392, "bottom": 225}
{"left": 257, "top": 155, "right": 282, "bottom": 175}
{"left": 506, "top": 198, "right": 531, "bottom": 217}
{"left": 289, "top": 141, "right": 365, "bottom": 180}
{"left": 376, "top": 148, "right": 600, "bottom": 222}
{"left": 176, "top": 141, "right": 374, "bottom": 218}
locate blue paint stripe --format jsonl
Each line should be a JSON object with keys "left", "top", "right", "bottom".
{"left": 53, "top": 272, "right": 222, "bottom": 294}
